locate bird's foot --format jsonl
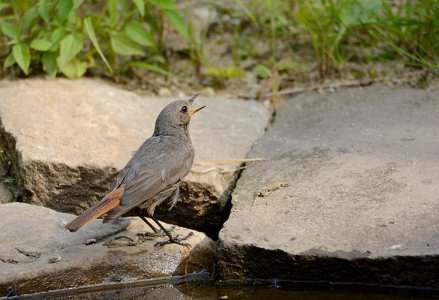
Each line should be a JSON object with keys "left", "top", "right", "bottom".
{"left": 153, "top": 224, "right": 177, "bottom": 235}
{"left": 154, "top": 232, "right": 193, "bottom": 247}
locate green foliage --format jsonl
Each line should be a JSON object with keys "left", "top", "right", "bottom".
{"left": 1, "top": 0, "right": 438, "bottom": 81}
{"left": 233, "top": 0, "right": 292, "bottom": 61}
{"left": 203, "top": 66, "right": 246, "bottom": 89}
{"left": 295, "top": 0, "right": 381, "bottom": 76}
{"left": 254, "top": 64, "right": 272, "bottom": 79}
{"left": 0, "top": 0, "right": 194, "bottom": 78}
{"left": 204, "top": 66, "right": 246, "bottom": 79}
{"left": 182, "top": 0, "right": 214, "bottom": 75}
{"left": 369, "top": 0, "right": 439, "bottom": 73}
{"left": 232, "top": 0, "right": 438, "bottom": 77}
{"left": 12, "top": 43, "right": 31, "bottom": 74}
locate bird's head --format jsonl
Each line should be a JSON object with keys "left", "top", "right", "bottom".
{"left": 153, "top": 94, "right": 206, "bottom": 136}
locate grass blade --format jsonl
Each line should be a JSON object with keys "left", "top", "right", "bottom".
{"left": 234, "top": 0, "right": 257, "bottom": 27}
{"left": 84, "top": 17, "right": 113, "bottom": 73}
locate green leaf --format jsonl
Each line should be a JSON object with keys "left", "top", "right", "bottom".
{"left": 58, "top": 0, "right": 73, "bottom": 20}
{"left": 11, "top": 0, "right": 33, "bottom": 12}
{"left": 73, "top": 0, "right": 84, "bottom": 9}
{"left": 42, "top": 51, "right": 58, "bottom": 77}
{"left": 84, "top": 17, "right": 113, "bottom": 73}
{"left": 21, "top": 7, "right": 40, "bottom": 31}
{"left": 50, "top": 28, "right": 67, "bottom": 51}
{"left": 108, "top": 0, "right": 118, "bottom": 26}
{"left": 60, "top": 57, "right": 87, "bottom": 78}
{"left": 3, "top": 53, "right": 16, "bottom": 69}
{"left": 338, "top": 0, "right": 382, "bottom": 27}
{"left": 254, "top": 64, "right": 272, "bottom": 78}
{"left": 125, "top": 21, "right": 157, "bottom": 49}
{"left": 127, "top": 61, "right": 174, "bottom": 77}
{"left": 148, "top": 54, "right": 166, "bottom": 64}
{"left": 12, "top": 44, "right": 30, "bottom": 74}
{"left": 2, "top": 23, "right": 19, "bottom": 42}
{"left": 110, "top": 33, "right": 144, "bottom": 56}
{"left": 361, "top": 0, "right": 382, "bottom": 14}
{"left": 0, "top": 3, "right": 9, "bottom": 13}
{"left": 133, "top": 0, "right": 145, "bottom": 16}
{"left": 148, "top": 0, "right": 176, "bottom": 11}
{"left": 163, "top": 9, "right": 189, "bottom": 41}
{"left": 149, "top": 0, "right": 189, "bottom": 41}
{"left": 30, "top": 38, "right": 52, "bottom": 51}
{"left": 57, "top": 34, "right": 83, "bottom": 68}
{"left": 38, "top": 4, "right": 50, "bottom": 23}
{"left": 204, "top": 66, "right": 246, "bottom": 79}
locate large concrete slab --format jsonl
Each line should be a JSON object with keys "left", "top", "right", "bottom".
{"left": 0, "top": 203, "right": 215, "bottom": 295}
{"left": 218, "top": 84, "right": 439, "bottom": 287}
{"left": 0, "top": 78, "right": 269, "bottom": 235}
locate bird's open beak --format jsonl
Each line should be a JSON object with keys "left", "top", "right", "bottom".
{"left": 190, "top": 106, "right": 206, "bottom": 115}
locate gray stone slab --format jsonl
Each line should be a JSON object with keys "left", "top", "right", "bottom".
{"left": 0, "top": 78, "right": 270, "bottom": 235}
{"left": 218, "top": 84, "right": 439, "bottom": 287}
{"left": 0, "top": 203, "right": 215, "bottom": 295}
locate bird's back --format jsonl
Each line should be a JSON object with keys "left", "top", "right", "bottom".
{"left": 103, "top": 134, "right": 194, "bottom": 222}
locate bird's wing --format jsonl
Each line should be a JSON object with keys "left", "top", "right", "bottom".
{"left": 105, "top": 136, "right": 194, "bottom": 220}
{"left": 109, "top": 136, "right": 169, "bottom": 191}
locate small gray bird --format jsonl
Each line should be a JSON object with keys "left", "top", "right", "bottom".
{"left": 64, "top": 94, "right": 205, "bottom": 246}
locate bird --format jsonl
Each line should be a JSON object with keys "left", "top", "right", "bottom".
{"left": 64, "top": 94, "right": 205, "bottom": 246}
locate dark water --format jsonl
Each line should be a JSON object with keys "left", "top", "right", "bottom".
{"left": 5, "top": 273, "right": 439, "bottom": 300}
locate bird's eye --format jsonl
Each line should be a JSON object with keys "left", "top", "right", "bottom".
{"left": 181, "top": 105, "right": 188, "bottom": 113}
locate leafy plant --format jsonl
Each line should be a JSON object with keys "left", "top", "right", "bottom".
{"left": 295, "top": 0, "right": 381, "bottom": 77}
{"left": 182, "top": 0, "right": 216, "bottom": 76}
{"left": 204, "top": 66, "right": 245, "bottom": 79}
{"left": 1, "top": 0, "right": 438, "bottom": 84}
{"left": 368, "top": 0, "right": 439, "bottom": 73}
{"left": 203, "top": 66, "right": 245, "bottom": 89}
{"left": 234, "top": 0, "right": 291, "bottom": 62}
{"left": 0, "top": 0, "right": 195, "bottom": 78}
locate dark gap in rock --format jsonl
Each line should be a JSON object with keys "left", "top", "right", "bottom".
{"left": 211, "top": 168, "right": 243, "bottom": 240}
{"left": 153, "top": 175, "right": 240, "bottom": 240}
{"left": 0, "top": 119, "right": 22, "bottom": 202}
{"left": 208, "top": 108, "right": 276, "bottom": 239}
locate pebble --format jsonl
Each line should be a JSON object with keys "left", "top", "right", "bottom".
{"left": 158, "top": 87, "right": 172, "bottom": 97}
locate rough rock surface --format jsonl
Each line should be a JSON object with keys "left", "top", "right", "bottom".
{"left": 0, "top": 184, "right": 13, "bottom": 203}
{"left": 0, "top": 78, "right": 270, "bottom": 235}
{"left": 218, "top": 84, "right": 439, "bottom": 287}
{"left": 0, "top": 203, "right": 215, "bottom": 296}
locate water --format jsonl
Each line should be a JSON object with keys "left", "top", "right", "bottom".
{"left": 5, "top": 273, "right": 438, "bottom": 300}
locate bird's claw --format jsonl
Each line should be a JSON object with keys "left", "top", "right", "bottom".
{"left": 154, "top": 224, "right": 177, "bottom": 235}
{"left": 154, "top": 232, "right": 193, "bottom": 247}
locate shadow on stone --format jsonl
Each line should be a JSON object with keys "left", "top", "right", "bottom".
{"left": 218, "top": 243, "right": 439, "bottom": 287}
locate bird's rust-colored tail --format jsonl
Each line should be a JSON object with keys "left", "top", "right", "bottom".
{"left": 63, "top": 187, "right": 123, "bottom": 232}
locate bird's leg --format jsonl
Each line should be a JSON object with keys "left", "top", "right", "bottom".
{"left": 139, "top": 214, "right": 177, "bottom": 235}
{"left": 139, "top": 215, "right": 160, "bottom": 233}
{"left": 149, "top": 215, "right": 193, "bottom": 247}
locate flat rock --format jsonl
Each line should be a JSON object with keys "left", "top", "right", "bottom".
{"left": 0, "top": 78, "right": 269, "bottom": 236}
{"left": 218, "top": 84, "right": 439, "bottom": 287}
{"left": 0, "top": 203, "right": 215, "bottom": 295}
